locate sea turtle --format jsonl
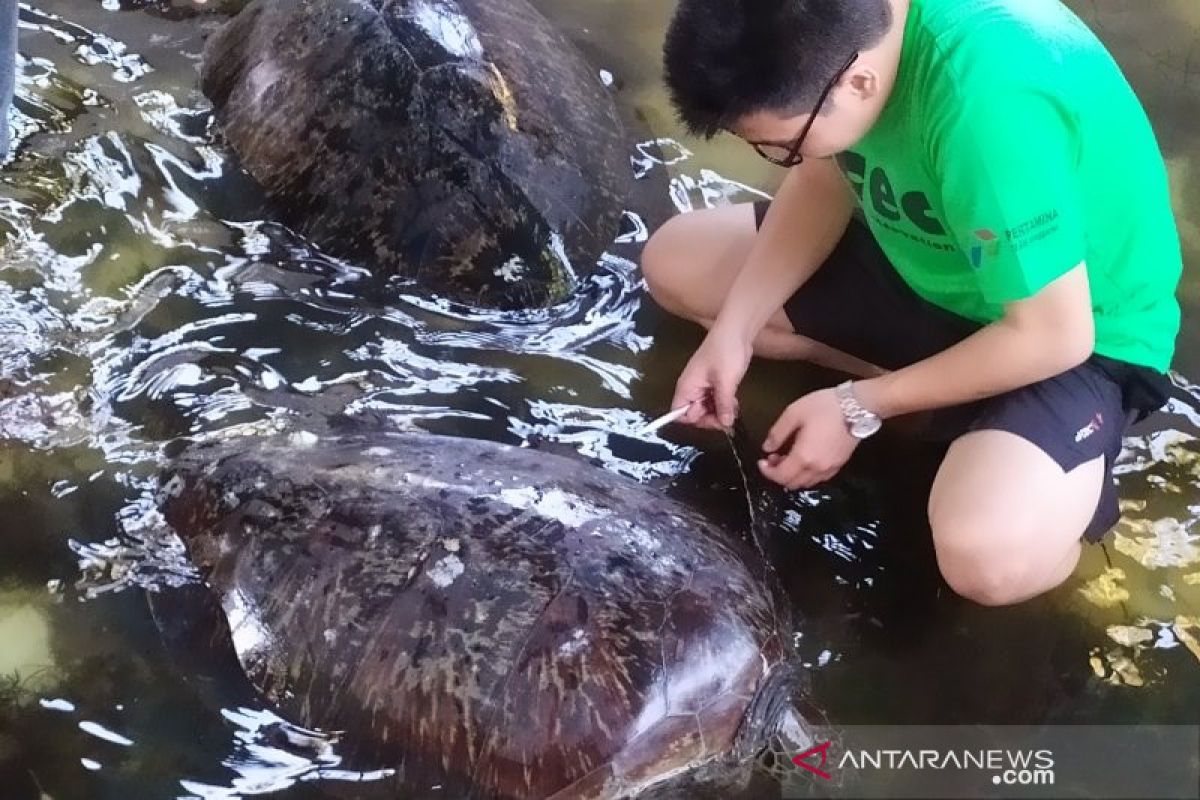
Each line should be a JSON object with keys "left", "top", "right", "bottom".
{"left": 156, "top": 430, "right": 823, "bottom": 798}
{"left": 199, "top": 0, "right": 634, "bottom": 310}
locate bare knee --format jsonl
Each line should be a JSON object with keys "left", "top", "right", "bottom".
{"left": 931, "top": 517, "right": 1042, "bottom": 607}
{"left": 640, "top": 215, "right": 695, "bottom": 317}
{"left": 927, "top": 432, "right": 1097, "bottom": 606}
{"left": 640, "top": 205, "right": 760, "bottom": 322}
{"left": 935, "top": 547, "right": 1032, "bottom": 606}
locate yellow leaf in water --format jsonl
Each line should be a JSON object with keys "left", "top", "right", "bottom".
{"left": 1106, "top": 652, "right": 1145, "bottom": 687}
{"left": 1113, "top": 518, "right": 1200, "bottom": 570}
{"left": 1173, "top": 616, "right": 1200, "bottom": 665}
{"left": 1183, "top": 572, "right": 1200, "bottom": 586}
{"left": 1118, "top": 498, "right": 1147, "bottom": 514}
{"left": 1107, "top": 625, "right": 1154, "bottom": 648}
{"left": 1079, "top": 567, "right": 1130, "bottom": 608}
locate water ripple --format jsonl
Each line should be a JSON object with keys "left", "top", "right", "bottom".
{"left": 178, "top": 707, "right": 395, "bottom": 799}
{"left": 0, "top": 2, "right": 1193, "bottom": 798}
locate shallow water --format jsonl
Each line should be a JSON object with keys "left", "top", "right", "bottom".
{"left": 0, "top": 1, "right": 1197, "bottom": 798}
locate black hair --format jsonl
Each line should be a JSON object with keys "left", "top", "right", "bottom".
{"left": 663, "top": 0, "right": 893, "bottom": 138}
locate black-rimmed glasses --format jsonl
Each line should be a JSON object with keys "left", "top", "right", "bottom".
{"left": 752, "top": 52, "right": 860, "bottom": 168}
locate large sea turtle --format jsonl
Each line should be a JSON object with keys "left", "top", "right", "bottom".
{"left": 199, "top": 0, "right": 634, "bottom": 310}
{"left": 156, "top": 430, "right": 822, "bottom": 798}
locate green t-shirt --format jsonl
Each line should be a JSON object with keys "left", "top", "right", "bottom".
{"left": 840, "top": 0, "right": 1182, "bottom": 371}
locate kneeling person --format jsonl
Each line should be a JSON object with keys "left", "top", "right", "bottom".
{"left": 644, "top": 0, "right": 1182, "bottom": 606}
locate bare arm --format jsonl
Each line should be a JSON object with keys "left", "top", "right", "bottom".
{"left": 853, "top": 263, "right": 1095, "bottom": 419}
{"left": 759, "top": 264, "right": 1096, "bottom": 489}
{"left": 673, "top": 157, "right": 856, "bottom": 428}
{"left": 713, "top": 157, "right": 856, "bottom": 344}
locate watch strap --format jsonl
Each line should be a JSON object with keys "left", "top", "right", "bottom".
{"left": 835, "top": 380, "right": 881, "bottom": 435}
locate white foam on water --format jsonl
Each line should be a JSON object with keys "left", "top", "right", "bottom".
{"left": 669, "top": 169, "right": 770, "bottom": 214}
{"left": 39, "top": 697, "right": 76, "bottom": 712}
{"left": 71, "top": 482, "right": 201, "bottom": 599}
{"left": 614, "top": 211, "right": 649, "bottom": 244}
{"left": 178, "top": 707, "right": 395, "bottom": 798}
{"left": 78, "top": 720, "right": 134, "bottom": 747}
{"left": 631, "top": 137, "right": 693, "bottom": 179}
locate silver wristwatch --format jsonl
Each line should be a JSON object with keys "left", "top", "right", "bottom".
{"left": 834, "top": 380, "right": 882, "bottom": 440}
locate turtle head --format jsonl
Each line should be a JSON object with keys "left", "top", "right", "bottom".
{"left": 156, "top": 439, "right": 320, "bottom": 571}
{"left": 729, "top": 660, "right": 841, "bottom": 793}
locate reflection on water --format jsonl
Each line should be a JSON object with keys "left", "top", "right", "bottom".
{"left": 176, "top": 708, "right": 396, "bottom": 799}
{"left": 0, "top": 0, "right": 1196, "bottom": 798}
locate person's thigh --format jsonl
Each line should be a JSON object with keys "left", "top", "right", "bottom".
{"left": 641, "top": 203, "right": 793, "bottom": 331}
{"left": 929, "top": 430, "right": 1103, "bottom": 606}
{"left": 926, "top": 361, "right": 1128, "bottom": 605}
{"left": 649, "top": 202, "right": 987, "bottom": 374}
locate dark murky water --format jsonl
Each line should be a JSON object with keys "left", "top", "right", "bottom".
{"left": 0, "top": 1, "right": 1197, "bottom": 797}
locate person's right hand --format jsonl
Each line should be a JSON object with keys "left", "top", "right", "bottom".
{"left": 670, "top": 327, "right": 753, "bottom": 430}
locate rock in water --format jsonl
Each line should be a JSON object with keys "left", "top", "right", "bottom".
{"left": 157, "top": 432, "right": 818, "bottom": 799}
{"left": 200, "top": 0, "right": 632, "bottom": 309}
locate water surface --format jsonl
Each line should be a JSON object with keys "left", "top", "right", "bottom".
{"left": 0, "top": 1, "right": 1197, "bottom": 797}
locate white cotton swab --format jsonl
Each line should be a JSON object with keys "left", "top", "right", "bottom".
{"left": 637, "top": 401, "right": 696, "bottom": 436}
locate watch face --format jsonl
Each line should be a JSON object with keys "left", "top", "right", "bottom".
{"left": 851, "top": 416, "right": 882, "bottom": 439}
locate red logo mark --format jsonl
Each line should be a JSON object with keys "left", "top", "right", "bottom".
{"left": 792, "top": 740, "right": 834, "bottom": 780}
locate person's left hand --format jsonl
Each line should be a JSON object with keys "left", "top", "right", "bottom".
{"left": 759, "top": 388, "right": 859, "bottom": 490}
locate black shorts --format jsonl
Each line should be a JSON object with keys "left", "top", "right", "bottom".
{"left": 754, "top": 202, "right": 1170, "bottom": 543}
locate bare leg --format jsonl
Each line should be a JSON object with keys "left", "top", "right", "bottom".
{"left": 641, "top": 204, "right": 886, "bottom": 378}
{"left": 928, "top": 429, "right": 1103, "bottom": 606}
{"left": 645, "top": 208, "right": 1099, "bottom": 606}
